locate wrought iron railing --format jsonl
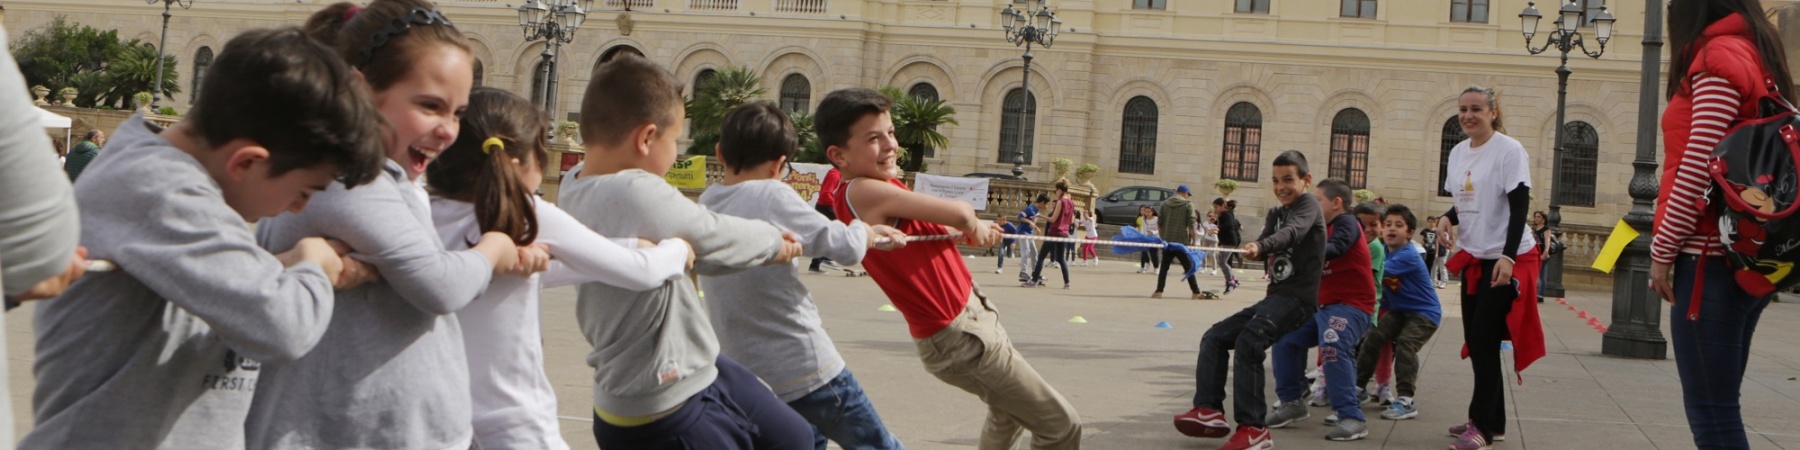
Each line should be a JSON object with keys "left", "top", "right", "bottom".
{"left": 774, "top": 0, "right": 828, "bottom": 14}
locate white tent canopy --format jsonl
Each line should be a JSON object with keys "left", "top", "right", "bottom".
{"left": 36, "top": 106, "right": 69, "bottom": 129}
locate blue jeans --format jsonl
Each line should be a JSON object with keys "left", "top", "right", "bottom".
{"left": 1672, "top": 255, "right": 1772, "bottom": 450}
{"left": 1272, "top": 304, "right": 1372, "bottom": 421}
{"left": 785, "top": 369, "right": 905, "bottom": 450}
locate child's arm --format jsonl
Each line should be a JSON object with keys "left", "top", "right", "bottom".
{"left": 128, "top": 199, "right": 342, "bottom": 363}
{"left": 301, "top": 181, "right": 512, "bottom": 315}
{"left": 754, "top": 182, "right": 884, "bottom": 265}
{"left": 1251, "top": 200, "right": 1320, "bottom": 258}
{"left": 844, "top": 178, "right": 1000, "bottom": 247}
{"left": 536, "top": 201, "right": 691, "bottom": 290}
{"left": 633, "top": 177, "right": 795, "bottom": 275}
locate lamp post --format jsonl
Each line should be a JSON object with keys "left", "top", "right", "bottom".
{"left": 1601, "top": 0, "right": 1669, "bottom": 359}
{"left": 1519, "top": 0, "right": 1613, "bottom": 300}
{"left": 999, "top": 0, "right": 1059, "bottom": 170}
{"left": 145, "top": 0, "right": 194, "bottom": 111}
{"left": 518, "top": 0, "right": 591, "bottom": 123}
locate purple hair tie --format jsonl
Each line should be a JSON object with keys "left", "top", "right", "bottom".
{"left": 343, "top": 5, "right": 365, "bottom": 21}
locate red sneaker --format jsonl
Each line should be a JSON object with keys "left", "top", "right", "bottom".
{"left": 1172, "top": 407, "right": 1231, "bottom": 438}
{"left": 1221, "top": 425, "right": 1273, "bottom": 450}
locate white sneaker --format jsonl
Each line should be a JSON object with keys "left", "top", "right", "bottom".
{"left": 994, "top": 268, "right": 1003, "bottom": 274}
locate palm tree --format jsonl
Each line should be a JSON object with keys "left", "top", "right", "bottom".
{"left": 686, "top": 66, "right": 765, "bottom": 155}
{"left": 790, "top": 109, "right": 826, "bottom": 164}
{"left": 94, "top": 42, "right": 179, "bottom": 109}
{"left": 877, "top": 86, "right": 957, "bottom": 173}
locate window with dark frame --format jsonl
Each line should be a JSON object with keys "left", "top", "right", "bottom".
{"left": 1118, "top": 96, "right": 1158, "bottom": 174}
{"left": 1558, "top": 121, "right": 1600, "bottom": 207}
{"left": 191, "top": 47, "right": 212, "bottom": 103}
{"left": 779, "top": 74, "right": 811, "bottom": 115}
{"left": 1132, "top": 0, "right": 1167, "bottom": 10}
{"left": 1329, "top": 108, "right": 1371, "bottom": 189}
{"left": 1341, "top": 0, "right": 1376, "bottom": 18}
{"left": 998, "top": 88, "right": 1037, "bottom": 164}
{"left": 692, "top": 68, "right": 717, "bottom": 99}
{"left": 1451, "top": 0, "right": 1488, "bottom": 23}
{"left": 472, "top": 60, "right": 484, "bottom": 88}
{"left": 1221, "top": 102, "right": 1262, "bottom": 182}
{"left": 1236, "top": 0, "right": 1271, "bottom": 13}
{"left": 530, "top": 58, "right": 550, "bottom": 107}
{"left": 1438, "top": 116, "right": 1467, "bottom": 197}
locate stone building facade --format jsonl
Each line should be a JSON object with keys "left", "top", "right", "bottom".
{"left": 4, "top": 0, "right": 1692, "bottom": 228}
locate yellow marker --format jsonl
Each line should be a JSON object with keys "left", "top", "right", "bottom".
{"left": 1591, "top": 220, "right": 1639, "bottom": 273}
{"left": 878, "top": 304, "right": 897, "bottom": 312}
{"left": 1068, "top": 316, "right": 1088, "bottom": 323}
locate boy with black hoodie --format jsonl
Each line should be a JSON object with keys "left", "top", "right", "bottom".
{"left": 1173, "top": 150, "right": 1325, "bottom": 450}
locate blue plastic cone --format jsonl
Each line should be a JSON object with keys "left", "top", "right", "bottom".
{"left": 1155, "top": 321, "right": 1173, "bottom": 329}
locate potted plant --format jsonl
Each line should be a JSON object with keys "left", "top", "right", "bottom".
{"left": 1051, "top": 158, "right": 1074, "bottom": 183}
{"left": 57, "top": 87, "right": 78, "bottom": 106}
{"left": 31, "top": 85, "right": 50, "bottom": 105}
{"left": 555, "top": 120, "right": 581, "bottom": 145}
{"left": 133, "top": 92, "right": 154, "bottom": 113}
{"left": 1353, "top": 189, "right": 1378, "bottom": 205}
{"left": 1214, "top": 179, "right": 1238, "bottom": 198}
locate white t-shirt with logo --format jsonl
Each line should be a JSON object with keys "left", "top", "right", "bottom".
{"left": 1443, "top": 132, "right": 1537, "bottom": 260}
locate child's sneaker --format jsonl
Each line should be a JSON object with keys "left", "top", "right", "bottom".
{"left": 1267, "top": 400, "right": 1310, "bottom": 428}
{"left": 1449, "top": 427, "right": 1492, "bottom": 450}
{"left": 1220, "top": 425, "right": 1273, "bottom": 450}
{"left": 1062, "top": 283, "right": 1071, "bottom": 290}
{"left": 994, "top": 268, "right": 1003, "bottom": 274}
{"left": 1447, "top": 422, "right": 1504, "bottom": 441}
{"left": 1373, "top": 383, "right": 1397, "bottom": 406}
{"left": 1172, "top": 407, "right": 1231, "bottom": 438}
{"left": 1323, "top": 414, "right": 1338, "bottom": 426}
{"left": 1021, "top": 280, "right": 1040, "bottom": 288}
{"left": 1308, "top": 386, "right": 1330, "bottom": 407}
{"left": 1137, "top": 266, "right": 1147, "bottom": 273}
{"left": 1326, "top": 417, "right": 1369, "bottom": 441}
{"left": 1382, "top": 397, "right": 1419, "bottom": 420}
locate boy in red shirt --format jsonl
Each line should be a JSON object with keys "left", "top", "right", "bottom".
{"left": 1265, "top": 178, "right": 1377, "bottom": 441}
{"left": 821, "top": 88, "right": 1082, "bottom": 450}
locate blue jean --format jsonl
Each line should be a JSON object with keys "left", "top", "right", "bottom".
{"left": 786, "top": 369, "right": 905, "bottom": 450}
{"left": 1272, "top": 304, "right": 1372, "bottom": 422}
{"left": 1672, "top": 255, "right": 1772, "bottom": 450}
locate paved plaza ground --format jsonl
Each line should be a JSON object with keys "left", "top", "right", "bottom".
{"left": 6, "top": 257, "right": 1798, "bottom": 449}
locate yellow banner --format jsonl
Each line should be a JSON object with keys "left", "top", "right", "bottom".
{"left": 664, "top": 156, "right": 707, "bottom": 189}
{"left": 1590, "top": 219, "right": 1640, "bottom": 273}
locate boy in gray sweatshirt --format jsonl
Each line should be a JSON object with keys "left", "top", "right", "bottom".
{"left": 24, "top": 28, "right": 385, "bottom": 450}
{"left": 562, "top": 55, "right": 810, "bottom": 450}
{"left": 700, "top": 101, "right": 909, "bottom": 449}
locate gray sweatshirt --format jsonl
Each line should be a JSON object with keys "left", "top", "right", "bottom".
{"left": 699, "top": 180, "right": 869, "bottom": 401}
{"left": 251, "top": 161, "right": 493, "bottom": 449}
{"left": 25, "top": 116, "right": 334, "bottom": 450}
{"left": 0, "top": 27, "right": 78, "bottom": 450}
{"left": 558, "top": 169, "right": 783, "bottom": 417}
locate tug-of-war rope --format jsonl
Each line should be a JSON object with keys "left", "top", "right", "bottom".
{"left": 878, "top": 233, "right": 1249, "bottom": 253}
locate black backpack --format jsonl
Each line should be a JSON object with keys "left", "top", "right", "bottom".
{"left": 1708, "top": 82, "right": 1800, "bottom": 298}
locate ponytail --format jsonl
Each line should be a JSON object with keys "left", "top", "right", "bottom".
{"left": 425, "top": 87, "right": 549, "bottom": 246}
{"left": 472, "top": 138, "right": 538, "bottom": 245}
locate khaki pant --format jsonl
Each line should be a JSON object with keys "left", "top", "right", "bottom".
{"left": 914, "top": 295, "right": 1082, "bottom": 450}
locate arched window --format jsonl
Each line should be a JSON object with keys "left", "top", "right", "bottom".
{"left": 1222, "top": 102, "right": 1262, "bottom": 182}
{"left": 190, "top": 47, "right": 212, "bottom": 103}
{"left": 998, "top": 88, "right": 1037, "bottom": 164}
{"left": 779, "top": 74, "right": 811, "bottom": 115}
{"left": 1119, "top": 96, "right": 1158, "bottom": 174}
{"left": 1329, "top": 108, "right": 1371, "bottom": 188}
{"left": 530, "top": 57, "right": 551, "bottom": 107}
{"left": 1439, "top": 116, "right": 1467, "bottom": 197}
{"left": 598, "top": 45, "right": 643, "bottom": 65}
{"left": 1558, "top": 121, "right": 1600, "bottom": 207}
{"left": 692, "top": 68, "right": 718, "bottom": 99}
{"left": 472, "top": 59, "right": 484, "bottom": 88}
{"left": 909, "top": 83, "right": 940, "bottom": 157}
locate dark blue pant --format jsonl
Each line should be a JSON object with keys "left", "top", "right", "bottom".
{"left": 592, "top": 357, "right": 813, "bottom": 450}
{"left": 1157, "top": 247, "right": 1200, "bottom": 294}
{"left": 1193, "top": 295, "right": 1314, "bottom": 427}
{"left": 1672, "top": 255, "right": 1772, "bottom": 450}
{"left": 785, "top": 369, "right": 904, "bottom": 450}
{"left": 1031, "top": 240, "right": 1069, "bottom": 284}
{"left": 1273, "top": 304, "right": 1371, "bottom": 421}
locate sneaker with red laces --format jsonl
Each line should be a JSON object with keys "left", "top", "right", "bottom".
{"left": 1447, "top": 422, "right": 1505, "bottom": 441}
{"left": 1448, "top": 427, "right": 1492, "bottom": 450}
{"left": 1221, "top": 425, "right": 1273, "bottom": 450}
{"left": 1172, "top": 407, "right": 1231, "bottom": 438}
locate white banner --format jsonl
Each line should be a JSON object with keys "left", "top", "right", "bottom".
{"left": 913, "top": 173, "right": 989, "bottom": 211}
{"left": 782, "top": 163, "right": 836, "bottom": 206}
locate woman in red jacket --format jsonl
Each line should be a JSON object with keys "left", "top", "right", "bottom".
{"left": 1652, "top": 1, "right": 1792, "bottom": 448}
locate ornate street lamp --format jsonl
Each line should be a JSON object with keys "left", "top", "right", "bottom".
{"left": 1000, "top": 0, "right": 1058, "bottom": 170}
{"left": 145, "top": 0, "right": 195, "bottom": 110}
{"left": 519, "top": 0, "right": 592, "bottom": 122}
{"left": 1519, "top": 0, "right": 1613, "bottom": 300}
{"left": 1603, "top": 0, "right": 1669, "bottom": 359}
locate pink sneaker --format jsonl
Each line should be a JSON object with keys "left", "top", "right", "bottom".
{"left": 1172, "top": 407, "right": 1231, "bottom": 438}
{"left": 1449, "top": 427, "right": 1492, "bottom": 450}
{"left": 1447, "top": 422, "right": 1505, "bottom": 441}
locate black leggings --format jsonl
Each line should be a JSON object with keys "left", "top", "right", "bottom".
{"left": 1462, "top": 259, "right": 1515, "bottom": 442}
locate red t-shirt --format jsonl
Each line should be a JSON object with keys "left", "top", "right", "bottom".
{"left": 832, "top": 178, "right": 974, "bottom": 338}
{"left": 816, "top": 168, "right": 842, "bottom": 209}
{"left": 1319, "top": 216, "right": 1376, "bottom": 315}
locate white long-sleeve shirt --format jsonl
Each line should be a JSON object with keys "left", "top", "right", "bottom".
{"left": 431, "top": 198, "right": 688, "bottom": 450}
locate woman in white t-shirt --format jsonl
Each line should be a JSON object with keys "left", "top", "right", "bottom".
{"left": 1434, "top": 85, "right": 1542, "bottom": 450}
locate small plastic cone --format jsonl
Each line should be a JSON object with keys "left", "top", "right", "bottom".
{"left": 1068, "top": 316, "right": 1088, "bottom": 324}
{"left": 1155, "top": 321, "right": 1173, "bottom": 329}
{"left": 878, "top": 304, "right": 897, "bottom": 312}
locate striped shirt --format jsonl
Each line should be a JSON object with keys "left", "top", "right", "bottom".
{"left": 1651, "top": 73, "right": 1736, "bottom": 264}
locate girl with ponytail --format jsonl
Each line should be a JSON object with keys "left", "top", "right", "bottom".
{"left": 252, "top": 1, "right": 538, "bottom": 448}
{"left": 425, "top": 87, "right": 693, "bottom": 450}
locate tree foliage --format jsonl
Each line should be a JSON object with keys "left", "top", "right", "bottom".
{"left": 685, "top": 66, "right": 765, "bottom": 155}
{"left": 12, "top": 16, "right": 179, "bottom": 109}
{"left": 877, "top": 86, "right": 957, "bottom": 173}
